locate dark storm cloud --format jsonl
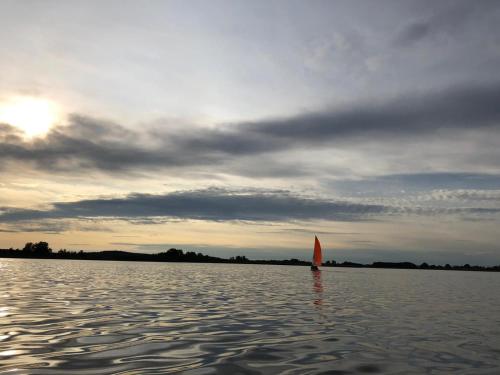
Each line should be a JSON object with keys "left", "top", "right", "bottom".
{"left": 0, "top": 188, "right": 385, "bottom": 223}
{"left": 1, "top": 82, "right": 500, "bottom": 174}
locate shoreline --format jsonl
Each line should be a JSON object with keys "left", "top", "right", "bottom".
{"left": 1, "top": 248, "right": 499, "bottom": 272}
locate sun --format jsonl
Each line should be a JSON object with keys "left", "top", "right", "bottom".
{"left": 0, "top": 96, "right": 60, "bottom": 138}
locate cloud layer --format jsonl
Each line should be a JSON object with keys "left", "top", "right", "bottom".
{"left": 2, "top": 186, "right": 498, "bottom": 229}
{"left": 0, "top": 188, "right": 385, "bottom": 223}
{"left": 1, "top": 82, "right": 500, "bottom": 176}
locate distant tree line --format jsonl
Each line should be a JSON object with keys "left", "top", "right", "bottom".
{"left": 322, "top": 260, "right": 500, "bottom": 272}
{"left": 0, "top": 242, "right": 499, "bottom": 271}
{"left": 0, "top": 243, "right": 252, "bottom": 264}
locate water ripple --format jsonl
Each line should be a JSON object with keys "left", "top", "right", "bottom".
{"left": 1, "top": 259, "right": 499, "bottom": 374}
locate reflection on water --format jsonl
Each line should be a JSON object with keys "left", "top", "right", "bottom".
{"left": 1, "top": 259, "right": 500, "bottom": 374}
{"left": 311, "top": 270, "right": 323, "bottom": 306}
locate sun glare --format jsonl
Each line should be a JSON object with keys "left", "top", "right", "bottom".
{"left": 0, "top": 96, "right": 60, "bottom": 138}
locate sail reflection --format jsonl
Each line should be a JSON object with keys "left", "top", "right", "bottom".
{"left": 312, "top": 270, "right": 323, "bottom": 306}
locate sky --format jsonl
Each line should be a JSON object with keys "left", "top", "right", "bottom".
{"left": 1, "top": 0, "right": 500, "bottom": 264}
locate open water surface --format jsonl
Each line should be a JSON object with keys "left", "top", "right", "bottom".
{"left": 1, "top": 259, "right": 499, "bottom": 374}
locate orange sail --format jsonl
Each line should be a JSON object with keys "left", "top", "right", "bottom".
{"left": 313, "top": 236, "right": 322, "bottom": 266}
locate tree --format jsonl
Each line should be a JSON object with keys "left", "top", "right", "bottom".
{"left": 235, "top": 255, "right": 248, "bottom": 263}
{"left": 23, "top": 242, "right": 34, "bottom": 253}
{"left": 33, "top": 242, "right": 52, "bottom": 255}
{"left": 165, "top": 248, "right": 184, "bottom": 260}
{"left": 58, "top": 249, "right": 68, "bottom": 255}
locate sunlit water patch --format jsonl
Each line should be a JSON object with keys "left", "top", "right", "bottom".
{"left": 1, "top": 259, "right": 499, "bottom": 374}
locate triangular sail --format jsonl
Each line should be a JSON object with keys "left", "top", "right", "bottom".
{"left": 313, "top": 236, "right": 322, "bottom": 266}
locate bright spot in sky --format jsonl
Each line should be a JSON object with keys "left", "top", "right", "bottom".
{"left": 0, "top": 96, "right": 60, "bottom": 138}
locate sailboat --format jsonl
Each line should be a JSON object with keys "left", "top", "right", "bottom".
{"left": 311, "top": 235, "right": 322, "bottom": 271}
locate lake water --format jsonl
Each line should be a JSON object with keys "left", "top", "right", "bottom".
{"left": 0, "top": 259, "right": 499, "bottom": 374}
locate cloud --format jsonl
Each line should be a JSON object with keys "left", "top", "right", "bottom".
{"left": 265, "top": 228, "right": 361, "bottom": 236}
{"left": 396, "top": 21, "right": 431, "bottom": 45}
{"left": 394, "top": 1, "right": 498, "bottom": 46}
{"left": 246, "top": 82, "right": 500, "bottom": 141}
{"left": 446, "top": 190, "right": 500, "bottom": 201}
{"left": 0, "top": 188, "right": 385, "bottom": 223}
{"left": 327, "top": 173, "right": 500, "bottom": 196}
{"left": 0, "top": 221, "right": 70, "bottom": 234}
{"left": 1, "top": 82, "right": 500, "bottom": 176}
{"left": 0, "top": 219, "right": 113, "bottom": 234}
{"left": 1, "top": 187, "right": 498, "bottom": 230}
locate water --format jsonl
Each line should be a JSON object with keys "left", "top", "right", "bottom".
{"left": 1, "top": 259, "right": 499, "bottom": 374}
